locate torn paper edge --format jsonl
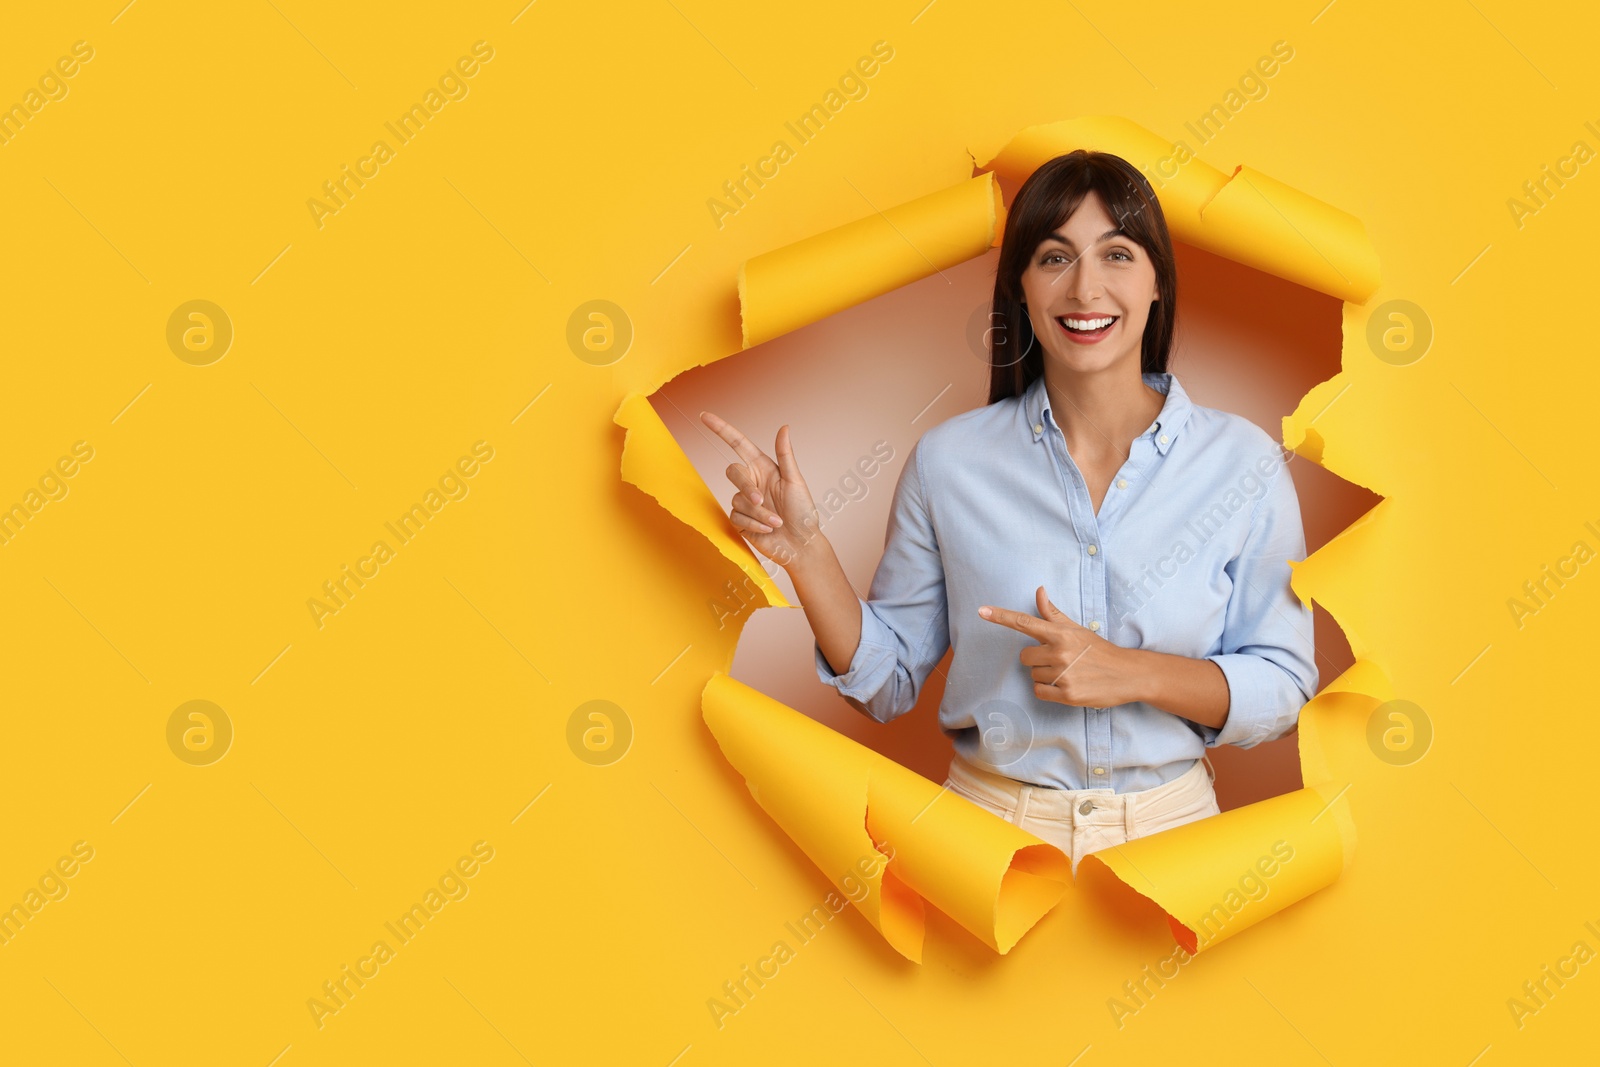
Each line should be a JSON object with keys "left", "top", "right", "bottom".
{"left": 702, "top": 671, "right": 1073, "bottom": 962}
{"left": 615, "top": 392, "right": 788, "bottom": 609}
{"left": 974, "top": 115, "right": 1381, "bottom": 305}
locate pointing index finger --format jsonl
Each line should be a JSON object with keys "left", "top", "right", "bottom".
{"left": 700, "top": 410, "right": 769, "bottom": 470}
{"left": 978, "top": 605, "right": 1039, "bottom": 635}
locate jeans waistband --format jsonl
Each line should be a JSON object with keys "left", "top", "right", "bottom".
{"left": 947, "top": 752, "right": 1214, "bottom": 831}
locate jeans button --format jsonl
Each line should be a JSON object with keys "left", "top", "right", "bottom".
{"left": 1078, "top": 799, "right": 1094, "bottom": 815}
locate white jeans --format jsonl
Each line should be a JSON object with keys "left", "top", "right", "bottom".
{"left": 943, "top": 752, "right": 1221, "bottom": 873}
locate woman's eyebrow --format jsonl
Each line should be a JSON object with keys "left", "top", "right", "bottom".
{"left": 1044, "top": 227, "right": 1127, "bottom": 251}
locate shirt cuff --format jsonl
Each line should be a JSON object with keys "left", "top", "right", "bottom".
{"left": 813, "top": 598, "right": 900, "bottom": 720}
{"left": 1199, "top": 653, "right": 1300, "bottom": 749}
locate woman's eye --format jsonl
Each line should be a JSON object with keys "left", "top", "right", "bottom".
{"left": 1108, "top": 249, "right": 1131, "bottom": 261}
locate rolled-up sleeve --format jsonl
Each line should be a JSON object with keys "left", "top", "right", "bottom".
{"left": 814, "top": 438, "right": 950, "bottom": 723}
{"left": 1199, "top": 454, "right": 1319, "bottom": 749}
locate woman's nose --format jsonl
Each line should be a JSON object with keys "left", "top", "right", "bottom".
{"left": 1064, "top": 257, "right": 1102, "bottom": 301}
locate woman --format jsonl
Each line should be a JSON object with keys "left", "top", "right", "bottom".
{"left": 701, "top": 150, "right": 1318, "bottom": 873}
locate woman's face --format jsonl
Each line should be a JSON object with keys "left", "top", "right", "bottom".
{"left": 1019, "top": 189, "right": 1160, "bottom": 375}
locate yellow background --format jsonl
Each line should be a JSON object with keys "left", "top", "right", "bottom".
{"left": 1, "top": 1, "right": 1595, "bottom": 1063}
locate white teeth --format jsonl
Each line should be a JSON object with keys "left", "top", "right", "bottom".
{"left": 1061, "top": 316, "right": 1115, "bottom": 332}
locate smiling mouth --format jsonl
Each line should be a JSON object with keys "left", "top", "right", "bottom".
{"left": 1056, "top": 315, "right": 1118, "bottom": 342}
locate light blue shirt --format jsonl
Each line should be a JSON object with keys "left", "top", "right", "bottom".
{"left": 814, "top": 371, "right": 1318, "bottom": 792}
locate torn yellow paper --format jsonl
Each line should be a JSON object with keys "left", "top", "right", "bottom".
{"left": 615, "top": 393, "right": 788, "bottom": 608}
{"left": 1199, "top": 165, "right": 1379, "bottom": 305}
{"left": 702, "top": 672, "right": 1072, "bottom": 962}
{"left": 1285, "top": 371, "right": 1392, "bottom": 496}
{"left": 1312, "top": 658, "right": 1394, "bottom": 704}
{"left": 1296, "top": 659, "right": 1391, "bottom": 823}
{"left": 1078, "top": 660, "right": 1388, "bottom": 954}
{"left": 980, "top": 116, "right": 1381, "bottom": 304}
{"left": 1082, "top": 783, "right": 1346, "bottom": 954}
{"left": 980, "top": 115, "right": 1230, "bottom": 224}
{"left": 737, "top": 173, "right": 1004, "bottom": 348}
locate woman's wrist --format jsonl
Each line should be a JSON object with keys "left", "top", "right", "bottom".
{"left": 1115, "top": 644, "right": 1154, "bottom": 705}
{"left": 779, "top": 529, "right": 834, "bottom": 578}
{"left": 1125, "top": 646, "right": 1230, "bottom": 730}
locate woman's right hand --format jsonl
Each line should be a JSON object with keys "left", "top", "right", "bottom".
{"left": 700, "top": 411, "right": 822, "bottom": 569}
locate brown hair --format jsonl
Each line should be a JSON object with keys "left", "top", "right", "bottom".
{"left": 985, "top": 149, "right": 1178, "bottom": 404}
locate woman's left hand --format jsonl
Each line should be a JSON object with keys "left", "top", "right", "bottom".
{"left": 978, "top": 585, "right": 1141, "bottom": 709}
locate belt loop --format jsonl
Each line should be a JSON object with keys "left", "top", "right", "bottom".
{"left": 1015, "top": 785, "right": 1033, "bottom": 827}
{"left": 1123, "top": 791, "right": 1136, "bottom": 837}
{"left": 1202, "top": 754, "right": 1216, "bottom": 783}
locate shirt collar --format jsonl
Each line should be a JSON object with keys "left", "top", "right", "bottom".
{"left": 1024, "top": 371, "right": 1192, "bottom": 456}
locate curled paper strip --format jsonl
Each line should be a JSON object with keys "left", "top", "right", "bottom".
{"left": 737, "top": 172, "right": 1004, "bottom": 348}
{"left": 1082, "top": 785, "right": 1346, "bottom": 955}
{"left": 979, "top": 115, "right": 1381, "bottom": 303}
{"left": 732, "top": 117, "right": 1377, "bottom": 351}
{"left": 1082, "top": 661, "right": 1385, "bottom": 953}
{"left": 705, "top": 668, "right": 1377, "bottom": 959}
{"left": 1088, "top": 662, "right": 1388, "bottom": 953}
{"left": 615, "top": 393, "right": 788, "bottom": 610}
{"left": 702, "top": 671, "right": 1073, "bottom": 962}
{"left": 1297, "top": 659, "right": 1393, "bottom": 815}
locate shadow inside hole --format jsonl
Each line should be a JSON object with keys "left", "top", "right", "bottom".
{"left": 657, "top": 240, "right": 1376, "bottom": 813}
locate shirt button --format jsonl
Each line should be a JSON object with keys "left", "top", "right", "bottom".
{"left": 1116, "top": 478, "right": 1128, "bottom": 489}
{"left": 1087, "top": 544, "right": 1097, "bottom": 555}
{"left": 1089, "top": 621, "right": 1100, "bottom": 631}
{"left": 1078, "top": 799, "right": 1094, "bottom": 815}
{"left": 1158, "top": 434, "right": 1168, "bottom": 444}
{"left": 1032, "top": 423, "right": 1043, "bottom": 434}
{"left": 1093, "top": 766, "right": 1105, "bottom": 775}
